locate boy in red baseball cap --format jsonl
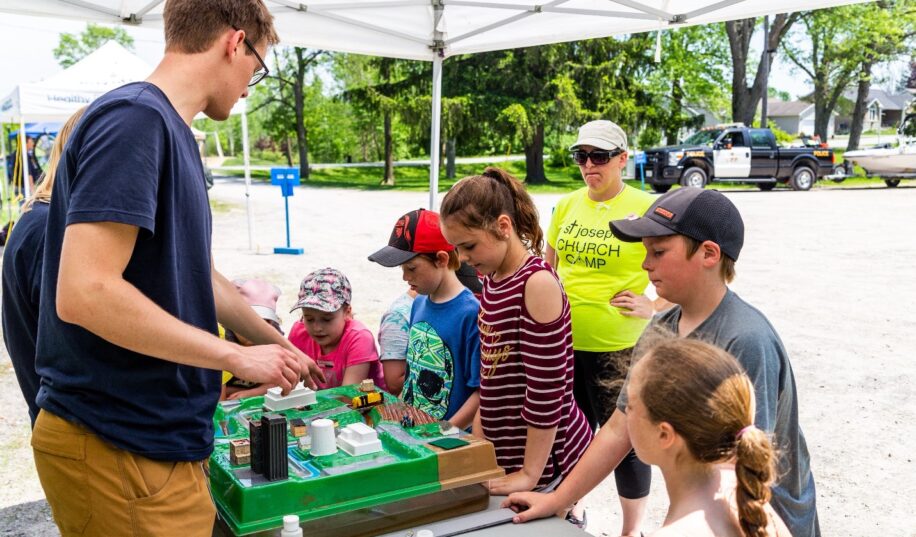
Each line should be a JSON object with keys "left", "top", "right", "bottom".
{"left": 369, "top": 209, "right": 481, "bottom": 429}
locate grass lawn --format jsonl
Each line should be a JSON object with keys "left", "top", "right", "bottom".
{"left": 217, "top": 156, "right": 903, "bottom": 193}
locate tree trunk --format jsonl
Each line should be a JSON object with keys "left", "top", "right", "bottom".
{"left": 284, "top": 136, "right": 293, "bottom": 167}
{"left": 726, "top": 15, "right": 795, "bottom": 125}
{"left": 445, "top": 138, "right": 457, "bottom": 179}
{"left": 380, "top": 111, "right": 395, "bottom": 185}
{"left": 664, "top": 78, "right": 683, "bottom": 144}
{"left": 847, "top": 62, "right": 874, "bottom": 151}
{"left": 524, "top": 124, "right": 547, "bottom": 184}
{"left": 294, "top": 48, "right": 310, "bottom": 179}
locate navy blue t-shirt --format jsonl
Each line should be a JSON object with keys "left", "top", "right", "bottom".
{"left": 35, "top": 82, "right": 220, "bottom": 461}
{"left": 2, "top": 202, "right": 50, "bottom": 426}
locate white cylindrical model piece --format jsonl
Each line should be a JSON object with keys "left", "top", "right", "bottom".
{"left": 416, "top": 530, "right": 434, "bottom": 537}
{"left": 309, "top": 418, "right": 337, "bottom": 456}
{"left": 280, "top": 514, "right": 303, "bottom": 537}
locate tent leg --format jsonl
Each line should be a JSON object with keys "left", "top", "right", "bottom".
{"left": 20, "top": 117, "right": 30, "bottom": 199}
{"left": 1, "top": 122, "right": 8, "bottom": 213}
{"left": 428, "top": 55, "right": 443, "bottom": 210}
{"left": 241, "top": 110, "right": 254, "bottom": 251}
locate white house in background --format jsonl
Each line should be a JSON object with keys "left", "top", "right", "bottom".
{"left": 766, "top": 100, "right": 836, "bottom": 138}
{"left": 678, "top": 104, "right": 724, "bottom": 140}
{"left": 835, "top": 88, "right": 914, "bottom": 133}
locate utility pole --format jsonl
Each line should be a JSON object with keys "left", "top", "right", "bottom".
{"left": 761, "top": 15, "right": 769, "bottom": 128}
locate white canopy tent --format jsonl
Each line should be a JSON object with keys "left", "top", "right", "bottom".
{"left": 0, "top": 0, "right": 870, "bottom": 210}
{"left": 1, "top": 41, "right": 153, "bottom": 197}
{"left": 0, "top": 39, "right": 257, "bottom": 246}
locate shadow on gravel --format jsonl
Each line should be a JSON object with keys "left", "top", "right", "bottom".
{"left": 0, "top": 499, "right": 57, "bottom": 537}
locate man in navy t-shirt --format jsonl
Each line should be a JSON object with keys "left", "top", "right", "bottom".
{"left": 29, "top": 2, "right": 321, "bottom": 535}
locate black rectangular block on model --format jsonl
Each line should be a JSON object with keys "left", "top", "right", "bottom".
{"left": 249, "top": 419, "right": 264, "bottom": 474}
{"left": 262, "top": 413, "right": 288, "bottom": 481}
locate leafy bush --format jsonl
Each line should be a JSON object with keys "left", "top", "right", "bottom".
{"left": 768, "top": 124, "right": 795, "bottom": 144}
{"left": 636, "top": 127, "right": 661, "bottom": 149}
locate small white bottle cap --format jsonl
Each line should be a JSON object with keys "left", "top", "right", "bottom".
{"left": 283, "top": 515, "right": 299, "bottom": 530}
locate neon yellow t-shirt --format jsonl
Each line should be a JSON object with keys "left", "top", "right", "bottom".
{"left": 547, "top": 186, "right": 654, "bottom": 351}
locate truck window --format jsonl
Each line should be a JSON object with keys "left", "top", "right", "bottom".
{"left": 750, "top": 130, "right": 774, "bottom": 149}
{"left": 719, "top": 131, "right": 746, "bottom": 148}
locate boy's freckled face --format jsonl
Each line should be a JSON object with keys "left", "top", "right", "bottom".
{"left": 641, "top": 235, "right": 703, "bottom": 303}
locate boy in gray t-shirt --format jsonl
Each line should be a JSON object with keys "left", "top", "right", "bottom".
{"left": 503, "top": 187, "right": 818, "bottom": 537}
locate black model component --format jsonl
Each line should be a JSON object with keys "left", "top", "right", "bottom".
{"left": 249, "top": 419, "right": 264, "bottom": 474}
{"left": 262, "top": 413, "right": 289, "bottom": 481}
{"left": 640, "top": 125, "right": 835, "bottom": 192}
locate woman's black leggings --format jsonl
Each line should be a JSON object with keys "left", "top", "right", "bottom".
{"left": 572, "top": 348, "right": 652, "bottom": 499}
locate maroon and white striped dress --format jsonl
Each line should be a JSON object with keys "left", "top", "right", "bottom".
{"left": 478, "top": 256, "right": 591, "bottom": 487}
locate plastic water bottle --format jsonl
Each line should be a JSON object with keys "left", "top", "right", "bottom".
{"left": 280, "top": 514, "right": 303, "bottom": 537}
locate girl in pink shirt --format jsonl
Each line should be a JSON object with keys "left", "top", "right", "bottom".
{"left": 288, "top": 268, "right": 386, "bottom": 391}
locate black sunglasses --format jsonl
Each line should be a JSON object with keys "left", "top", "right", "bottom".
{"left": 233, "top": 26, "right": 269, "bottom": 86}
{"left": 571, "top": 149, "right": 624, "bottom": 166}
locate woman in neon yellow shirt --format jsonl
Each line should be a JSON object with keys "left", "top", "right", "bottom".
{"left": 545, "top": 120, "right": 657, "bottom": 536}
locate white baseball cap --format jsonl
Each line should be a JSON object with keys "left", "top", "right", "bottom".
{"left": 570, "top": 120, "right": 628, "bottom": 151}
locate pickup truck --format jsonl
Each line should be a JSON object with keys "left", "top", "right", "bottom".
{"left": 640, "top": 126, "right": 835, "bottom": 192}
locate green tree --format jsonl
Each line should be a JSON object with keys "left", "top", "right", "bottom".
{"left": 641, "top": 25, "right": 730, "bottom": 144}
{"left": 253, "top": 47, "right": 327, "bottom": 179}
{"left": 782, "top": 6, "right": 868, "bottom": 139}
{"left": 725, "top": 15, "right": 799, "bottom": 125}
{"left": 53, "top": 23, "right": 134, "bottom": 68}
{"left": 844, "top": 1, "right": 915, "bottom": 150}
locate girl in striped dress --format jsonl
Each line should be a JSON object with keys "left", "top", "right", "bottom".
{"left": 440, "top": 167, "right": 591, "bottom": 497}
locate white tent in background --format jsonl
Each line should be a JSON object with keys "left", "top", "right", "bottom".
{"left": 0, "top": 39, "right": 256, "bottom": 245}
{"left": 0, "top": 0, "right": 873, "bottom": 211}
{"left": 1, "top": 41, "right": 152, "bottom": 197}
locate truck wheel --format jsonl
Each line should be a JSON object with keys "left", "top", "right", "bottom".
{"left": 651, "top": 184, "right": 672, "bottom": 193}
{"left": 789, "top": 166, "right": 815, "bottom": 191}
{"left": 680, "top": 167, "right": 707, "bottom": 188}
{"left": 757, "top": 182, "right": 776, "bottom": 191}
{"left": 885, "top": 179, "right": 901, "bottom": 188}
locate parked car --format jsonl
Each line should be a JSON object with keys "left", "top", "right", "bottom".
{"left": 640, "top": 125, "right": 836, "bottom": 192}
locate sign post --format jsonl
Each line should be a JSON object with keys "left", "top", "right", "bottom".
{"left": 270, "top": 167, "right": 304, "bottom": 255}
{"left": 635, "top": 151, "right": 647, "bottom": 191}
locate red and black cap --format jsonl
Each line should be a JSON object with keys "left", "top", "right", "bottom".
{"left": 368, "top": 209, "right": 455, "bottom": 267}
{"left": 609, "top": 187, "right": 744, "bottom": 261}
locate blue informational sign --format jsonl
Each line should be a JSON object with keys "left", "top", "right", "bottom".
{"left": 271, "top": 167, "right": 304, "bottom": 255}
{"left": 635, "top": 151, "right": 647, "bottom": 165}
{"left": 270, "top": 167, "right": 300, "bottom": 190}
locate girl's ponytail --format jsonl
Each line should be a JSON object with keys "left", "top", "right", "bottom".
{"left": 734, "top": 425, "right": 777, "bottom": 537}
{"left": 479, "top": 167, "right": 544, "bottom": 256}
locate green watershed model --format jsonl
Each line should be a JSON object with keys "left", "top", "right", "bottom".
{"left": 209, "top": 382, "right": 504, "bottom": 536}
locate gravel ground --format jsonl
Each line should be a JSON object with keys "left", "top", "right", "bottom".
{"left": 1, "top": 178, "right": 914, "bottom": 536}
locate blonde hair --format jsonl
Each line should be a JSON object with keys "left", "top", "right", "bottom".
{"left": 22, "top": 107, "right": 87, "bottom": 213}
{"left": 439, "top": 167, "right": 544, "bottom": 257}
{"left": 638, "top": 338, "right": 777, "bottom": 537}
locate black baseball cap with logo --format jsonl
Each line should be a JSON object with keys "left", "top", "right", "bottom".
{"left": 609, "top": 187, "right": 744, "bottom": 261}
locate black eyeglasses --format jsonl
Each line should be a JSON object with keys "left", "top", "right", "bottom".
{"left": 571, "top": 149, "right": 624, "bottom": 166}
{"left": 233, "top": 26, "right": 269, "bottom": 86}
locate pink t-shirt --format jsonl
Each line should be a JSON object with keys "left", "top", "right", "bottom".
{"left": 288, "top": 318, "right": 387, "bottom": 391}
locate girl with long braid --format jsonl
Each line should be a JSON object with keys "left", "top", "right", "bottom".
{"left": 623, "top": 337, "right": 789, "bottom": 536}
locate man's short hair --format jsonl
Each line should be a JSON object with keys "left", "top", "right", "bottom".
{"left": 164, "top": 0, "right": 279, "bottom": 54}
